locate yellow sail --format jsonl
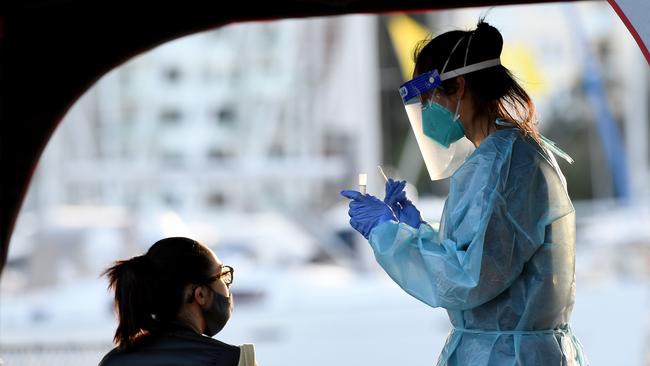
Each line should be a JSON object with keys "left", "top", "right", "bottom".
{"left": 386, "top": 14, "right": 432, "bottom": 81}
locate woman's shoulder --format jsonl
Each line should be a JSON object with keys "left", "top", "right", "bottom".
{"left": 98, "top": 332, "right": 242, "bottom": 366}
{"left": 462, "top": 128, "right": 519, "bottom": 171}
{"left": 98, "top": 347, "right": 120, "bottom": 366}
{"left": 161, "top": 323, "right": 241, "bottom": 350}
{"left": 455, "top": 129, "right": 546, "bottom": 190}
{"left": 458, "top": 129, "right": 520, "bottom": 171}
{"left": 481, "top": 128, "right": 549, "bottom": 167}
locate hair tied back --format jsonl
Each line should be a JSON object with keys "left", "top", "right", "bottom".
{"left": 474, "top": 19, "right": 503, "bottom": 58}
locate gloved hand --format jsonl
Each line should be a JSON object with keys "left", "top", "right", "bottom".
{"left": 340, "top": 190, "right": 396, "bottom": 239}
{"left": 383, "top": 179, "right": 406, "bottom": 215}
{"left": 383, "top": 179, "right": 424, "bottom": 229}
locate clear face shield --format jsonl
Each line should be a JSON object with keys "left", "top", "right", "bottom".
{"left": 398, "top": 35, "right": 501, "bottom": 180}
{"left": 399, "top": 70, "right": 476, "bottom": 180}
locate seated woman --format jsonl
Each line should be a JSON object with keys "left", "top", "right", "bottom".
{"left": 99, "top": 237, "right": 256, "bottom": 366}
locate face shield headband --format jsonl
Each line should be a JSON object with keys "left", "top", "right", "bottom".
{"left": 397, "top": 34, "right": 501, "bottom": 180}
{"left": 399, "top": 34, "right": 502, "bottom": 105}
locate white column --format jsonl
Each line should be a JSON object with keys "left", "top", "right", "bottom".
{"left": 347, "top": 15, "right": 382, "bottom": 271}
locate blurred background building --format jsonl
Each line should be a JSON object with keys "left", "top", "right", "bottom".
{"left": 1, "top": 2, "right": 649, "bottom": 365}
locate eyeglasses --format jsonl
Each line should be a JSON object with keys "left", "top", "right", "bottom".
{"left": 213, "top": 265, "right": 234, "bottom": 287}
{"left": 187, "top": 265, "right": 235, "bottom": 304}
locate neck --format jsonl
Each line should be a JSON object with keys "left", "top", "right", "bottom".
{"left": 464, "top": 112, "right": 497, "bottom": 148}
{"left": 175, "top": 307, "right": 205, "bottom": 335}
{"left": 458, "top": 92, "right": 495, "bottom": 148}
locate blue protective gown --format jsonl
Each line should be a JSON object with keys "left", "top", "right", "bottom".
{"left": 368, "top": 128, "right": 587, "bottom": 365}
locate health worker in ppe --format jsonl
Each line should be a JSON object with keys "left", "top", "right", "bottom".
{"left": 341, "top": 20, "right": 587, "bottom": 365}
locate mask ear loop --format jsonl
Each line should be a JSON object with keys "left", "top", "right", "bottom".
{"left": 453, "top": 99, "right": 463, "bottom": 121}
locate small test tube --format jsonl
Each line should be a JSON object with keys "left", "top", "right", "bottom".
{"left": 358, "top": 173, "right": 368, "bottom": 194}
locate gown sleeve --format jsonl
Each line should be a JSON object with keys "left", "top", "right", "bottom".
{"left": 367, "top": 135, "right": 574, "bottom": 310}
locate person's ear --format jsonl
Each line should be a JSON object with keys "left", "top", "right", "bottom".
{"left": 187, "top": 285, "right": 208, "bottom": 306}
{"left": 194, "top": 286, "right": 209, "bottom": 306}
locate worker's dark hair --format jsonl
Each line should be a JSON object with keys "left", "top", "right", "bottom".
{"left": 413, "top": 18, "right": 539, "bottom": 141}
{"left": 103, "top": 237, "right": 215, "bottom": 350}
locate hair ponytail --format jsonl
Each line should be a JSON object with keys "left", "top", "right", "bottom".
{"left": 470, "top": 19, "right": 539, "bottom": 142}
{"left": 104, "top": 255, "right": 155, "bottom": 350}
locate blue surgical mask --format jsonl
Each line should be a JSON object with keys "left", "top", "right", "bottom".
{"left": 422, "top": 99, "right": 465, "bottom": 148}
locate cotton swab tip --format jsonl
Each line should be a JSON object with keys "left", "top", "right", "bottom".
{"left": 377, "top": 165, "right": 389, "bottom": 182}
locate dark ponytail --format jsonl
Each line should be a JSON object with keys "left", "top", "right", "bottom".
{"left": 103, "top": 237, "right": 215, "bottom": 350}
{"left": 104, "top": 255, "right": 155, "bottom": 349}
{"left": 413, "top": 18, "right": 540, "bottom": 142}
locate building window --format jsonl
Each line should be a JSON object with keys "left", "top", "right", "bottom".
{"left": 162, "top": 192, "right": 181, "bottom": 208}
{"left": 160, "top": 109, "right": 183, "bottom": 124}
{"left": 323, "top": 131, "right": 351, "bottom": 157}
{"left": 164, "top": 67, "right": 181, "bottom": 83}
{"left": 161, "top": 151, "right": 185, "bottom": 166}
{"left": 207, "top": 147, "right": 234, "bottom": 161}
{"left": 213, "top": 106, "right": 237, "bottom": 126}
{"left": 207, "top": 192, "right": 227, "bottom": 207}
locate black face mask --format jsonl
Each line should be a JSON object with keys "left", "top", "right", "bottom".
{"left": 202, "top": 287, "right": 233, "bottom": 337}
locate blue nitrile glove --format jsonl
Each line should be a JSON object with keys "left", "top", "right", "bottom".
{"left": 340, "top": 190, "right": 396, "bottom": 239}
{"left": 383, "top": 178, "right": 407, "bottom": 216}
{"left": 383, "top": 179, "right": 424, "bottom": 229}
